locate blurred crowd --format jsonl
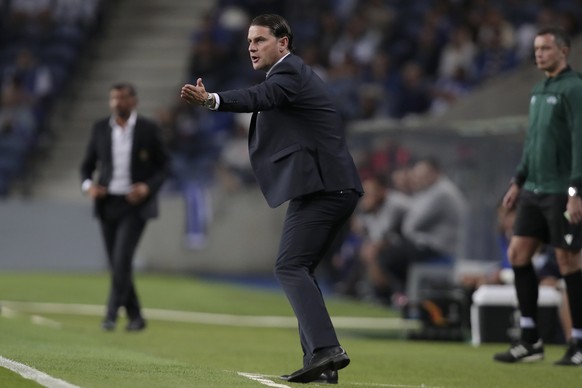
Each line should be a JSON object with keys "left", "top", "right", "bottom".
{"left": 0, "top": 0, "right": 109, "bottom": 195}
{"left": 183, "top": 0, "right": 581, "bottom": 121}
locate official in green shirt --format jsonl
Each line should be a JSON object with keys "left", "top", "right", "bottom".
{"left": 494, "top": 26, "right": 582, "bottom": 366}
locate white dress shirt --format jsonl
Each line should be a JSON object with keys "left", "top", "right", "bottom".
{"left": 82, "top": 111, "right": 137, "bottom": 194}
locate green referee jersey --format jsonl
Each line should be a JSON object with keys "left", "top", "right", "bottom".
{"left": 516, "top": 67, "right": 582, "bottom": 194}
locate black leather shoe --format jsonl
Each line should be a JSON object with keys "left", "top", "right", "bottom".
{"left": 125, "top": 318, "right": 146, "bottom": 332}
{"left": 285, "top": 346, "right": 349, "bottom": 383}
{"left": 281, "top": 369, "right": 338, "bottom": 384}
{"left": 101, "top": 319, "right": 116, "bottom": 331}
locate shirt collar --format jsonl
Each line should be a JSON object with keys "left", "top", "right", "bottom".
{"left": 266, "top": 52, "right": 291, "bottom": 78}
{"left": 109, "top": 110, "right": 137, "bottom": 131}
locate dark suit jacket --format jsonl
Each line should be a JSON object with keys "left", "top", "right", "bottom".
{"left": 79, "top": 116, "right": 169, "bottom": 219}
{"left": 217, "top": 54, "right": 363, "bottom": 207}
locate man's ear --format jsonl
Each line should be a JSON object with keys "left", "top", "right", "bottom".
{"left": 279, "top": 36, "right": 289, "bottom": 52}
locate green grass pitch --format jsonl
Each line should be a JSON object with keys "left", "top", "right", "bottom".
{"left": 0, "top": 272, "right": 581, "bottom": 387}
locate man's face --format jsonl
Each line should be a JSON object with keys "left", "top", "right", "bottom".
{"left": 534, "top": 34, "right": 567, "bottom": 74}
{"left": 247, "top": 25, "right": 286, "bottom": 71}
{"left": 360, "top": 179, "right": 386, "bottom": 213}
{"left": 109, "top": 88, "right": 136, "bottom": 120}
{"left": 410, "top": 162, "right": 438, "bottom": 192}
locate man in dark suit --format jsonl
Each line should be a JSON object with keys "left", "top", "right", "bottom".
{"left": 181, "top": 14, "right": 363, "bottom": 384}
{"left": 80, "top": 82, "right": 169, "bottom": 332}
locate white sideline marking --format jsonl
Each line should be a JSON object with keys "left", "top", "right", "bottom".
{"left": 349, "top": 383, "right": 444, "bottom": 387}
{"left": 0, "top": 301, "right": 420, "bottom": 330}
{"left": 31, "top": 315, "right": 63, "bottom": 329}
{"left": 238, "top": 372, "right": 291, "bottom": 387}
{"left": 0, "top": 356, "right": 80, "bottom": 388}
{"left": 240, "top": 372, "right": 444, "bottom": 388}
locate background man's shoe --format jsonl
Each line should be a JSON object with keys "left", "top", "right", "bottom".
{"left": 126, "top": 318, "right": 146, "bottom": 332}
{"left": 101, "top": 319, "right": 116, "bottom": 331}
{"left": 286, "top": 346, "right": 349, "bottom": 383}
{"left": 555, "top": 340, "right": 582, "bottom": 366}
{"left": 281, "top": 369, "right": 338, "bottom": 384}
{"left": 493, "top": 340, "right": 544, "bottom": 363}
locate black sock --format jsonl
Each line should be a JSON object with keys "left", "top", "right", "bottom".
{"left": 563, "top": 270, "right": 582, "bottom": 336}
{"left": 513, "top": 264, "right": 539, "bottom": 343}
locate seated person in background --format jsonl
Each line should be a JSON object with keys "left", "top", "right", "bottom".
{"left": 337, "top": 173, "right": 410, "bottom": 299}
{"left": 361, "top": 157, "right": 467, "bottom": 305}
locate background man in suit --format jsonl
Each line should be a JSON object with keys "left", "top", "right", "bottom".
{"left": 181, "top": 13, "right": 363, "bottom": 384}
{"left": 80, "top": 82, "right": 169, "bottom": 332}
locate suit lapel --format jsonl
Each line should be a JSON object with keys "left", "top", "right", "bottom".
{"left": 130, "top": 118, "right": 143, "bottom": 180}
{"left": 104, "top": 121, "right": 113, "bottom": 166}
{"left": 248, "top": 111, "right": 258, "bottom": 153}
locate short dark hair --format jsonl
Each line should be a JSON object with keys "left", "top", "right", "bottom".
{"left": 536, "top": 26, "right": 571, "bottom": 48}
{"left": 111, "top": 82, "right": 137, "bottom": 97}
{"left": 367, "top": 172, "right": 389, "bottom": 188}
{"left": 417, "top": 156, "right": 441, "bottom": 172}
{"left": 251, "top": 14, "right": 294, "bottom": 52}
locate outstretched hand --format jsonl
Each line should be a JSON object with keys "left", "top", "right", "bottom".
{"left": 181, "top": 78, "right": 208, "bottom": 105}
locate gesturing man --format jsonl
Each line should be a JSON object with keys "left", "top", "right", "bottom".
{"left": 181, "top": 14, "right": 363, "bottom": 384}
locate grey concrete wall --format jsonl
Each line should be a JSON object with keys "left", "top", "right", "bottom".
{"left": 138, "top": 187, "right": 286, "bottom": 275}
{"left": 0, "top": 187, "right": 285, "bottom": 274}
{"left": 0, "top": 199, "right": 106, "bottom": 271}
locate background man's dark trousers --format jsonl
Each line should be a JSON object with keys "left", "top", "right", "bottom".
{"left": 99, "top": 195, "right": 147, "bottom": 322}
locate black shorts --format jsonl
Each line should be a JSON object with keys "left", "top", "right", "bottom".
{"left": 513, "top": 190, "right": 582, "bottom": 251}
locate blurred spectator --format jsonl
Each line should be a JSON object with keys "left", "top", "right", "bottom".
{"left": 167, "top": 103, "right": 233, "bottom": 250}
{"left": 430, "top": 65, "right": 473, "bottom": 116}
{"left": 391, "top": 165, "right": 413, "bottom": 196}
{"left": 357, "top": 84, "right": 389, "bottom": 120}
{"left": 326, "top": 54, "right": 360, "bottom": 121}
{"left": 391, "top": 61, "right": 432, "bottom": 119}
{"left": 6, "top": 0, "right": 53, "bottom": 36}
{"left": 361, "top": 51, "right": 399, "bottom": 91}
{"left": 2, "top": 48, "right": 53, "bottom": 102}
{"left": 316, "top": 11, "right": 342, "bottom": 67}
{"left": 328, "top": 13, "right": 381, "bottom": 68}
{"left": 359, "top": 0, "right": 395, "bottom": 36}
{"left": 474, "top": 28, "right": 519, "bottom": 83}
{"left": 361, "top": 157, "right": 467, "bottom": 304}
{"left": 412, "top": 19, "right": 444, "bottom": 78}
{"left": 339, "top": 173, "right": 410, "bottom": 300}
{"left": 299, "top": 42, "right": 329, "bottom": 82}
{"left": 0, "top": 74, "right": 36, "bottom": 142}
{"left": 187, "top": 13, "right": 231, "bottom": 91}
{"left": 438, "top": 25, "right": 477, "bottom": 80}
{"left": 477, "top": 7, "right": 516, "bottom": 51}
{"left": 52, "top": 0, "right": 100, "bottom": 30}
{"left": 358, "top": 52, "right": 399, "bottom": 115}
